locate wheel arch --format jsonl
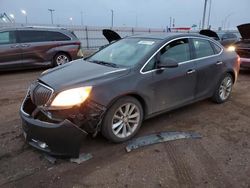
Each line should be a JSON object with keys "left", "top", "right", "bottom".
{"left": 226, "top": 70, "right": 235, "bottom": 83}
{"left": 106, "top": 93, "right": 148, "bottom": 119}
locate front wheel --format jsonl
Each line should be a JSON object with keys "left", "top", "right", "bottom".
{"left": 212, "top": 73, "right": 233, "bottom": 104}
{"left": 101, "top": 97, "right": 143, "bottom": 143}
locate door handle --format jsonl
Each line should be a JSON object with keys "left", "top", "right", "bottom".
{"left": 187, "top": 69, "right": 196, "bottom": 74}
{"left": 11, "top": 44, "right": 19, "bottom": 48}
{"left": 216, "top": 61, "right": 223, "bottom": 65}
{"left": 21, "top": 44, "right": 30, "bottom": 47}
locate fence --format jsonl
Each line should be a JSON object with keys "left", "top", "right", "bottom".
{"left": 0, "top": 22, "right": 239, "bottom": 49}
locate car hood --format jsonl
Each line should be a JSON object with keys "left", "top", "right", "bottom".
{"left": 102, "top": 29, "right": 122, "bottom": 43}
{"left": 199, "top": 29, "right": 220, "bottom": 40}
{"left": 237, "top": 23, "right": 250, "bottom": 39}
{"left": 39, "top": 59, "right": 129, "bottom": 91}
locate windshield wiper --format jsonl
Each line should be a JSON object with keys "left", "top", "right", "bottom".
{"left": 88, "top": 60, "right": 118, "bottom": 68}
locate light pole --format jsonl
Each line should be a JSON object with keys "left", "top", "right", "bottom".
{"left": 9, "top": 14, "right": 15, "bottom": 23}
{"left": 223, "top": 13, "right": 234, "bottom": 30}
{"left": 111, "top": 9, "right": 114, "bottom": 28}
{"left": 21, "top": 9, "right": 27, "bottom": 24}
{"left": 69, "top": 17, "right": 73, "bottom": 25}
{"left": 201, "top": 0, "right": 208, "bottom": 29}
{"left": 48, "top": 9, "right": 55, "bottom": 24}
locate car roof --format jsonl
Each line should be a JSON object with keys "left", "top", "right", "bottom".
{"left": 128, "top": 32, "right": 210, "bottom": 41}
{"left": 0, "top": 26, "right": 70, "bottom": 32}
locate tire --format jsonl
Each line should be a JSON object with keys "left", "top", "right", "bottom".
{"left": 53, "top": 53, "right": 70, "bottom": 67}
{"left": 101, "top": 96, "right": 143, "bottom": 143}
{"left": 212, "top": 73, "right": 233, "bottom": 104}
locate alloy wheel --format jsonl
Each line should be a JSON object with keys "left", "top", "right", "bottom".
{"left": 219, "top": 76, "right": 233, "bottom": 101}
{"left": 56, "top": 55, "right": 69, "bottom": 66}
{"left": 111, "top": 103, "right": 141, "bottom": 138}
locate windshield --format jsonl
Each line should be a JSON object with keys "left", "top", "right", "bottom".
{"left": 87, "top": 38, "right": 161, "bottom": 67}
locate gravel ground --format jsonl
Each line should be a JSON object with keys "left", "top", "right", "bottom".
{"left": 0, "top": 68, "right": 249, "bottom": 188}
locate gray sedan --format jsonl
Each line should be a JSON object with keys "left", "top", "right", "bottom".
{"left": 20, "top": 33, "right": 239, "bottom": 157}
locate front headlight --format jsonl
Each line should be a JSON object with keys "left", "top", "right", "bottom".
{"left": 50, "top": 86, "right": 92, "bottom": 109}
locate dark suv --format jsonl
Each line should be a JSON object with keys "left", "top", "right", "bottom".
{"left": 0, "top": 27, "right": 83, "bottom": 70}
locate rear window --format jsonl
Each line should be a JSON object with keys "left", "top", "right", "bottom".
{"left": 18, "top": 30, "right": 70, "bottom": 43}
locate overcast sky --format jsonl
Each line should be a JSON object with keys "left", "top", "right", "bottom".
{"left": 1, "top": 0, "right": 249, "bottom": 29}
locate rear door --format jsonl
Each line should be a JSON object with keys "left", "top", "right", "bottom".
{"left": 151, "top": 38, "right": 197, "bottom": 112}
{"left": 17, "top": 30, "right": 57, "bottom": 67}
{"left": 0, "top": 30, "right": 23, "bottom": 69}
{"left": 191, "top": 38, "right": 224, "bottom": 99}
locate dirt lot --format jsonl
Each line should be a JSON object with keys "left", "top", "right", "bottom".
{"left": 0, "top": 69, "right": 249, "bottom": 188}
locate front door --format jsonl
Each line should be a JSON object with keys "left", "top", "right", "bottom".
{"left": 152, "top": 38, "right": 197, "bottom": 112}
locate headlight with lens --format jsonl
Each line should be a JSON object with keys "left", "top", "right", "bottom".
{"left": 50, "top": 86, "right": 92, "bottom": 109}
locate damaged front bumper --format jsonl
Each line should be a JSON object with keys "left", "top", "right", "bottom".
{"left": 20, "top": 92, "right": 106, "bottom": 157}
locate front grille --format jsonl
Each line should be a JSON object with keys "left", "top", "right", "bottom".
{"left": 30, "top": 82, "right": 53, "bottom": 106}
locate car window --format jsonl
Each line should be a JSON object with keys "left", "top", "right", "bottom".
{"left": 143, "top": 56, "right": 156, "bottom": 72}
{"left": 47, "top": 31, "right": 70, "bottom": 41}
{"left": 0, "top": 31, "right": 16, "bottom": 44}
{"left": 19, "top": 30, "right": 48, "bottom": 43}
{"left": 193, "top": 38, "right": 215, "bottom": 58}
{"left": 142, "top": 38, "right": 190, "bottom": 72}
{"left": 160, "top": 38, "right": 191, "bottom": 63}
{"left": 210, "top": 42, "right": 222, "bottom": 54}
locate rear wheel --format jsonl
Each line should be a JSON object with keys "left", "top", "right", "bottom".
{"left": 102, "top": 97, "right": 143, "bottom": 143}
{"left": 212, "top": 73, "right": 233, "bottom": 104}
{"left": 53, "top": 53, "right": 70, "bottom": 66}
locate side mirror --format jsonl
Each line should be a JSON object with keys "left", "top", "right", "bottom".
{"left": 158, "top": 57, "right": 179, "bottom": 68}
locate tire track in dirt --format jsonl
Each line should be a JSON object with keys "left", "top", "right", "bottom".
{"left": 163, "top": 142, "right": 194, "bottom": 188}
{"left": 189, "top": 140, "right": 234, "bottom": 188}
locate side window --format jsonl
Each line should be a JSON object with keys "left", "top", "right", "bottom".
{"left": 193, "top": 38, "right": 215, "bottom": 58}
{"left": 160, "top": 38, "right": 191, "bottom": 63}
{"left": 0, "top": 31, "right": 16, "bottom": 44}
{"left": 210, "top": 42, "right": 222, "bottom": 54}
{"left": 142, "top": 38, "right": 190, "bottom": 72}
{"left": 19, "top": 30, "right": 48, "bottom": 43}
{"left": 143, "top": 56, "right": 156, "bottom": 72}
{"left": 47, "top": 31, "right": 70, "bottom": 41}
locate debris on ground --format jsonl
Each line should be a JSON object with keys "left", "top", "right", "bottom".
{"left": 44, "top": 154, "right": 57, "bottom": 164}
{"left": 126, "top": 131, "right": 202, "bottom": 152}
{"left": 70, "top": 153, "right": 93, "bottom": 164}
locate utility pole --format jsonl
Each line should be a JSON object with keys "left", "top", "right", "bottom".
{"left": 80, "top": 11, "right": 84, "bottom": 26}
{"left": 201, "top": 0, "right": 208, "bottom": 29}
{"left": 48, "top": 9, "right": 55, "bottom": 24}
{"left": 111, "top": 9, "right": 114, "bottom": 28}
{"left": 207, "top": 0, "right": 212, "bottom": 29}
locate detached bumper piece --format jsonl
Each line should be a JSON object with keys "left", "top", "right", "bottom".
{"left": 20, "top": 92, "right": 94, "bottom": 158}
{"left": 21, "top": 114, "right": 87, "bottom": 157}
{"left": 126, "top": 131, "right": 202, "bottom": 152}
